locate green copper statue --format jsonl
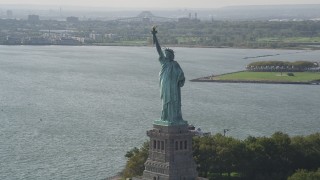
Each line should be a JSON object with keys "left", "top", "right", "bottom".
{"left": 151, "top": 26, "right": 186, "bottom": 125}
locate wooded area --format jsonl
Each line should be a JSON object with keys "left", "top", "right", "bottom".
{"left": 246, "top": 61, "right": 319, "bottom": 72}
{"left": 122, "top": 132, "right": 320, "bottom": 180}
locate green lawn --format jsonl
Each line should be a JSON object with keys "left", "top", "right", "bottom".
{"left": 212, "top": 72, "right": 320, "bottom": 82}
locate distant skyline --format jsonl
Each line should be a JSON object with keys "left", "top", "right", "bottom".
{"left": 0, "top": 0, "right": 320, "bottom": 9}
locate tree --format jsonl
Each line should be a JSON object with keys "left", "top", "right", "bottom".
{"left": 193, "top": 134, "right": 245, "bottom": 178}
{"left": 193, "top": 136, "right": 216, "bottom": 177}
{"left": 288, "top": 169, "right": 320, "bottom": 180}
{"left": 243, "top": 132, "right": 294, "bottom": 180}
{"left": 122, "top": 141, "right": 149, "bottom": 178}
{"left": 122, "top": 133, "right": 320, "bottom": 179}
{"left": 291, "top": 133, "right": 320, "bottom": 170}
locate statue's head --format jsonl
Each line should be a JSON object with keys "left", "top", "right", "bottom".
{"left": 164, "top": 48, "right": 174, "bottom": 60}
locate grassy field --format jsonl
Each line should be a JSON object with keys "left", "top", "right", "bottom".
{"left": 211, "top": 71, "right": 320, "bottom": 82}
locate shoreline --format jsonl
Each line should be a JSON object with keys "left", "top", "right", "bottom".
{"left": 190, "top": 78, "right": 320, "bottom": 85}
{"left": 1, "top": 44, "right": 320, "bottom": 50}
{"left": 191, "top": 71, "right": 320, "bottom": 85}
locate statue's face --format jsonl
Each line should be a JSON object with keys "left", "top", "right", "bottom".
{"left": 165, "top": 50, "right": 174, "bottom": 60}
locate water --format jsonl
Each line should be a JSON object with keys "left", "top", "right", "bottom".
{"left": 0, "top": 46, "right": 319, "bottom": 179}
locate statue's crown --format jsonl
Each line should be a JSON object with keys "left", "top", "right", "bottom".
{"left": 165, "top": 48, "right": 174, "bottom": 54}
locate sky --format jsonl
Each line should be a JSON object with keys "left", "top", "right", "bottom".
{"left": 0, "top": 0, "right": 319, "bottom": 8}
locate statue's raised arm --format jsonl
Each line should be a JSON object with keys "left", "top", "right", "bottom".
{"left": 151, "top": 26, "right": 164, "bottom": 58}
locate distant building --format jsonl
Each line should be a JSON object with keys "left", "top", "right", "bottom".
{"left": 178, "top": 12, "right": 200, "bottom": 22}
{"left": 24, "top": 37, "right": 51, "bottom": 45}
{"left": 104, "top": 33, "right": 116, "bottom": 38}
{"left": 28, "top": 15, "right": 40, "bottom": 22}
{"left": 178, "top": 17, "right": 191, "bottom": 22}
{"left": 66, "top": 16, "right": 79, "bottom": 23}
{"left": 89, "top": 32, "right": 102, "bottom": 41}
{"left": 57, "top": 37, "right": 81, "bottom": 45}
{"left": 5, "top": 36, "right": 22, "bottom": 45}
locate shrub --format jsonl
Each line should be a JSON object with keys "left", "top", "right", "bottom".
{"left": 288, "top": 169, "right": 320, "bottom": 180}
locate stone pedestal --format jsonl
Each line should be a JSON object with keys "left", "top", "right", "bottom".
{"left": 142, "top": 122, "right": 198, "bottom": 180}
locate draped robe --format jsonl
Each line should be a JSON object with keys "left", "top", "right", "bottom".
{"left": 159, "top": 56, "right": 185, "bottom": 122}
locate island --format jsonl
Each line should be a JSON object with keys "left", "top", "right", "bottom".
{"left": 191, "top": 61, "right": 320, "bottom": 85}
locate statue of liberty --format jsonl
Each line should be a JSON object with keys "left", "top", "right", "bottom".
{"left": 151, "top": 26, "right": 186, "bottom": 125}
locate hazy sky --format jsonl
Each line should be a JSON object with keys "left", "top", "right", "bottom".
{"left": 0, "top": 0, "right": 319, "bottom": 8}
